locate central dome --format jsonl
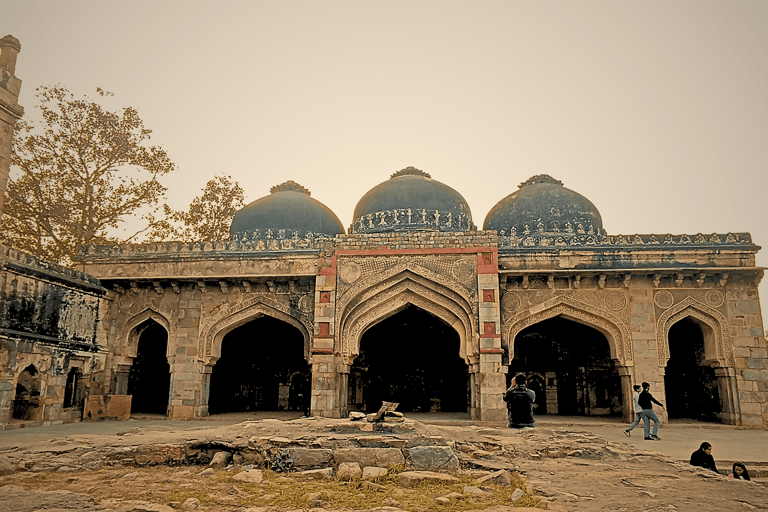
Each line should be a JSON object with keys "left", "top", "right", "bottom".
{"left": 351, "top": 167, "right": 475, "bottom": 234}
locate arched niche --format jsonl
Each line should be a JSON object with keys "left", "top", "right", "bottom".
{"left": 656, "top": 297, "right": 732, "bottom": 368}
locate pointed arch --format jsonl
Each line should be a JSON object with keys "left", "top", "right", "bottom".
{"left": 656, "top": 296, "right": 732, "bottom": 367}
{"left": 504, "top": 295, "right": 632, "bottom": 365}
{"left": 123, "top": 309, "right": 171, "bottom": 359}
{"left": 337, "top": 268, "right": 478, "bottom": 364}
{"left": 198, "top": 296, "right": 311, "bottom": 365}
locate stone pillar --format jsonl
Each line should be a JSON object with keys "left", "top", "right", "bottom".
{"left": 197, "top": 366, "right": 212, "bottom": 418}
{"left": 545, "top": 371, "right": 558, "bottom": 414}
{"left": 0, "top": 35, "right": 23, "bottom": 217}
{"left": 109, "top": 364, "right": 131, "bottom": 395}
{"left": 617, "top": 366, "right": 634, "bottom": 422}
{"left": 311, "top": 256, "right": 339, "bottom": 417}
{"left": 714, "top": 366, "right": 740, "bottom": 425}
{"left": 310, "top": 354, "right": 345, "bottom": 418}
{"left": 477, "top": 250, "right": 506, "bottom": 421}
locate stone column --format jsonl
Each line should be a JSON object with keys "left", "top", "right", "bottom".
{"left": 311, "top": 256, "right": 339, "bottom": 417}
{"left": 477, "top": 251, "right": 506, "bottom": 421}
{"left": 617, "top": 366, "right": 634, "bottom": 422}
{"left": 0, "top": 35, "right": 23, "bottom": 217}
{"left": 714, "top": 366, "right": 740, "bottom": 425}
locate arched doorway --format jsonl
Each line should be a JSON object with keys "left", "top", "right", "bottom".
{"left": 127, "top": 320, "right": 170, "bottom": 414}
{"left": 63, "top": 367, "right": 85, "bottom": 410}
{"left": 510, "top": 317, "right": 622, "bottom": 416}
{"left": 348, "top": 306, "right": 469, "bottom": 414}
{"left": 208, "top": 316, "right": 310, "bottom": 414}
{"left": 13, "top": 365, "right": 42, "bottom": 421}
{"left": 664, "top": 317, "right": 721, "bottom": 422}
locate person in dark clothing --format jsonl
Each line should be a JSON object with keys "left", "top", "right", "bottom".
{"left": 690, "top": 442, "right": 718, "bottom": 473}
{"left": 503, "top": 374, "right": 536, "bottom": 429}
{"left": 730, "top": 462, "right": 751, "bottom": 480}
{"left": 638, "top": 381, "right": 664, "bottom": 440}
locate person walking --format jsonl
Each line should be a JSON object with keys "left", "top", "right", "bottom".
{"left": 503, "top": 374, "right": 536, "bottom": 429}
{"left": 623, "top": 384, "right": 643, "bottom": 437}
{"left": 638, "top": 381, "right": 664, "bottom": 440}
{"left": 690, "top": 442, "right": 719, "bottom": 473}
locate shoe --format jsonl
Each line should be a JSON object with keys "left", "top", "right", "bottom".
{"left": 644, "top": 437, "right": 656, "bottom": 441}
{"left": 623, "top": 429, "right": 631, "bottom": 437}
{"left": 651, "top": 435, "right": 661, "bottom": 440}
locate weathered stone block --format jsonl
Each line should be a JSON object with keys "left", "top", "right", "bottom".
{"left": 337, "top": 461, "right": 362, "bottom": 480}
{"left": 407, "top": 446, "right": 459, "bottom": 471}
{"left": 398, "top": 471, "right": 459, "bottom": 487}
{"left": 334, "top": 448, "right": 404, "bottom": 468}
{"left": 284, "top": 448, "right": 333, "bottom": 469}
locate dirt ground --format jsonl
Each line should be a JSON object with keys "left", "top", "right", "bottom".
{"left": 0, "top": 417, "right": 766, "bottom": 512}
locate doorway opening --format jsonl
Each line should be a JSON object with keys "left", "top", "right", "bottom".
{"left": 208, "top": 316, "right": 310, "bottom": 414}
{"left": 127, "top": 320, "right": 171, "bottom": 414}
{"left": 13, "top": 364, "right": 42, "bottom": 421}
{"left": 664, "top": 317, "right": 721, "bottom": 422}
{"left": 510, "top": 316, "right": 622, "bottom": 416}
{"left": 349, "top": 306, "right": 469, "bottom": 414}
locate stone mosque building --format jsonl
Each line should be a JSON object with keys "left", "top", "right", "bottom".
{"left": 1, "top": 36, "right": 767, "bottom": 429}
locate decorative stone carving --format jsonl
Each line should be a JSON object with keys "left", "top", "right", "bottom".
{"left": 504, "top": 295, "right": 632, "bottom": 365}
{"left": 654, "top": 290, "right": 674, "bottom": 309}
{"left": 451, "top": 259, "right": 473, "bottom": 281}
{"left": 604, "top": 291, "right": 627, "bottom": 311}
{"left": 339, "top": 261, "right": 362, "bottom": 284}
{"left": 298, "top": 294, "right": 314, "bottom": 313}
{"left": 705, "top": 290, "right": 725, "bottom": 308}
{"left": 500, "top": 292, "right": 521, "bottom": 313}
{"left": 656, "top": 296, "right": 733, "bottom": 367}
{"left": 496, "top": 232, "right": 752, "bottom": 250}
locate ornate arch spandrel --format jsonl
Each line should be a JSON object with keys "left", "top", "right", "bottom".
{"left": 336, "top": 262, "right": 476, "bottom": 335}
{"left": 122, "top": 308, "right": 171, "bottom": 358}
{"left": 342, "top": 287, "right": 474, "bottom": 364}
{"left": 504, "top": 295, "right": 632, "bottom": 366}
{"left": 198, "top": 296, "right": 311, "bottom": 366}
{"left": 656, "top": 296, "right": 732, "bottom": 367}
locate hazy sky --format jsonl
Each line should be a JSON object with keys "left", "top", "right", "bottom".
{"left": 2, "top": 1, "right": 767, "bottom": 317}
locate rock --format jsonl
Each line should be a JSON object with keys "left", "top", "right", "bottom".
{"left": 182, "top": 497, "right": 201, "bottom": 509}
{"left": 359, "top": 423, "right": 374, "bottom": 432}
{"left": 435, "top": 496, "right": 450, "bottom": 505}
{"left": 349, "top": 412, "right": 366, "bottom": 420}
{"left": 464, "top": 485, "right": 492, "bottom": 497}
{"left": 362, "top": 466, "right": 388, "bottom": 479}
{"left": 407, "top": 446, "right": 459, "bottom": 471}
{"left": 337, "top": 462, "right": 362, "bottom": 480}
{"left": 473, "top": 450, "right": 494, "bottom": 457}
{"left": 200, "top": 468, "right": 215, "bottom": 476}
{"left": 476, "top": 470, "right": 513, "bottom": 487}
{"left": 0, "top": 484, "right": 103, "bottom": 511}
{"left": 298, "top": 467, "right": 334, "bottom": 480}
{"left": 640, "top": 490, "right": 657, "bottom": 498}
{"left": 306, "top": 492, "right": 325, "bottom": 507}
{"left": 121, "top": 471, "right": 140, "bottom": 480}
{"left": 384, "top": 497, "right": 401, "bottom": 507}
{"left": 0, "top": 455, "right": 14, "bottom": 475}
{"left": 210, "top": 451, "right": 231, "bottom": 468}
{"left": 385, "top": 411, "right": 404, "bottom": 417}
{"left": 334, "top": 448, "right": 405, "bottom": 468}
{"left": 269, "top": 437, "right": 292, "bottom": 446}
{"left": 233, "top": 469, "right": 263, "bottom": 484}
{"left": 511, "top": 488, "right": 525, "bottom": 503}
{"left": 398, "top": 471, "right": 460, "bottom": 488}
{"left": 446, "top": 491, "right": 463, "bottom": 498}
{"left": 284, "top": 447, "right": 333, "bottom": 469}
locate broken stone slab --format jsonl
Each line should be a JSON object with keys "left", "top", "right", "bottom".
{"left": 210, "top": 451, "right": 231, "bottom": 468}
{"left": 397, "top": 471, "right": 460, "bottom": 488}
{"left": 369, "top": 401, "right": 400, "bottom": 422}
{"left": 298, "top": 467, "right": 334, "bottom": 480}
{"left": 356, "top": 436, "right": 407, "bottom": 449}
{"left": 362, "top": 466, "right": 388, "bottom": 479}
{"left": 349, "top": 412, "right": 366, "bottom": 421}
{"left": 511, "top": 488, "right": 525, "bottom": 503}
{"left": 283, "top": 448, "right": 333, "bottom": 469}
{"left": 200, "top": 468, "right": 214, "bottom": 476}
{"left": 407, "top": 446, "right": 459, "bottom": 471}
{"left": 0, "top": 455, "right": 13, "bottom": 475}
{"left": 476, "top": 469, "right": 513, "bottom": 487}
{"left": 334, "top": 447, "right": 404, "bottom": 468}
{"left": 337, "top": 462, "right": 362, "bottom": 480}
{"left": 435, "top": 496, "right": 450, "bottom": 505}
{"left": 233, "top": 468, "right": 263, "bottom": 484}
{"left": 464, "top": 485, "right": 492, "bottom": 497}
{"left": 182, "top": 497, "right": 201, "bottom": 509}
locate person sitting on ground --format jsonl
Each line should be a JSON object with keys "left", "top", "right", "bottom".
{"left": 689, "top": 442, "right": 718, "bottom": 473}
{"left": 624, "top": 384, "right": 643, "bottom": 437}
{"left": 730, "top": 462, "right": 751, "bottom": 481}
{"left": 503, "top": 373, "right": 536, "bottom": 429}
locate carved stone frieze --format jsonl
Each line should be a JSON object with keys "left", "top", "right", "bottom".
{"left": 604, "top": 291, "right": 627, "bottom": 311}
{"left": 654, "top": 290, "right": 674, "bottom": 309}
{"left": 655, "top": 296, "right": 733, "bottom": 367}
{"left": 500, "top": 292, "right": 521, "bottom": 312}
{"left": 496, "top": 232, "right": 753, "bottom": 250}
{"left": 652, "top": 289, "right": 727, "bottom": 320}
{"left": 503, "top": 294, "right": 632, "bottom": 365}
{"left": 350, "top": 207, "right": 475, "bottom": 234}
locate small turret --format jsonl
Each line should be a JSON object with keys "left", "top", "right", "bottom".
{"left": 0, "top": 35, "right": 21, "bottom": 75}
{"left": 0, "top": 35, "right": 23, "bottom": 217}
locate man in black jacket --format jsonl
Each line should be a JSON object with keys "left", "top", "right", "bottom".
{"left": 690, "top": 442, "right": 718, "bottom": 473}
{"left": 638, "top": 381, "right": 664, "bottom": 440}
{"left": 503, "top": 374, "right": 536, "bottom": 429}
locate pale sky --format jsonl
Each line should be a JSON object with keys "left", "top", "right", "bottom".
{"left": 2, "top": 1, "right": 767, "bottom": 319}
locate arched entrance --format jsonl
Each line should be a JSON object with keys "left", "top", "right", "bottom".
{"left": 664, "top": 317, "right": 721, "bottom": 422}
{"left": 510, "top": 317, "right": 622, "bottom": 416}
{"left": 127, "top": 320, "right": 171, "bottom": 414}
{"left": 208, "top": 316, "right": 310, "bottom": 414}
{"left": 13, "top": 364, "right": 41, "bottom": 421}
{"left": 348, "top": 306, "right": 469, "bottom": 414}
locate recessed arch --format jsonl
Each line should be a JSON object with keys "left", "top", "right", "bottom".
{"left": 338, "top": 272, "right": 477, "bottom": 364}
{"left": 504, "top": 295, "right": 632, "bottom": 366}
{"left": 656, "top": 297, "right": 732, "bottom": 367}
{"left": 199, "top": 297, "right": 311, "bottom": 365}
{"left": 123, "top": 308, "right": 171, "bottom": 358}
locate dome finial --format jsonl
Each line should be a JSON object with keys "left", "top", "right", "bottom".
{"left": 519, "top": 174, "right": 563, "bottom": 189}
{"left": 391, "top": 166, "right": 431, "bottom": 179}
{"left": 270, "top": 180, "right": 311, "bottom": 196}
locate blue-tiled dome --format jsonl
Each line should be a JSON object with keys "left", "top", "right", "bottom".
{"left": 230, "top": 181, "right": 344, "bottom": 239}
{"left": 351, "top": 167, "right": 475, "bottom": 234}
{"left": 484, "top": 175, "right": 604, "bottom": 236}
